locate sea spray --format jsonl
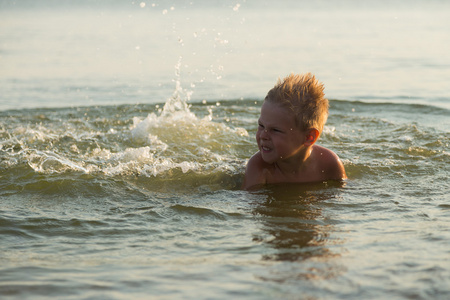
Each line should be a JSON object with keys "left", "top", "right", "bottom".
{"left": 0, "top": 64, "right": 250, "bottom": 190}
{"left": 128, "top": 62, "right": 249, "bottom": 182}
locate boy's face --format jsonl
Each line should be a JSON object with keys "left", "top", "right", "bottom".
{"left": 256, "top": 101, "right": 306, "bottom": 164}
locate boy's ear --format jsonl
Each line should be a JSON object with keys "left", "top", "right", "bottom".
{"left": 304, "top": 128, "right": 320, "bottom": 146}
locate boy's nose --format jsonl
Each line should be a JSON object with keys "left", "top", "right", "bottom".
{"left": 260, "top": 129, "right": 269, "bottom": 140}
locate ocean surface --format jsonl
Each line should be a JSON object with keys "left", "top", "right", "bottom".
{"left": 1, "top": 0, "right": 449, "bottom": 299}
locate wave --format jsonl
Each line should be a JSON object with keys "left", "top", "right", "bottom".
{"left": 1, "top": 74, "right": 448, "bottom": 195}
{"left": 329, "top": 98, "right": 450, "bottom": 114}
{"left": 0, "top": 80, "right": 254, "bottom": 194}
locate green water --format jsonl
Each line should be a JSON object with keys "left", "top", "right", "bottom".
{"left": 1, "top": 96, "right": 449, "bottom": 299}
{"left": 1, "top": 0, "right": 450, "bottom": 298}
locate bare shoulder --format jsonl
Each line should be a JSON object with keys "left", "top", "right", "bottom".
{"left": 313, "top": 145, "right": 347, "bottom": 180}
{"left": 242, "top": 152, "right": 271, "bottom": 190}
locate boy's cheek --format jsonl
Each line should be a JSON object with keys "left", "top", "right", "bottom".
{"left": 256, "top": 136, "right": 262, "bottom": 148}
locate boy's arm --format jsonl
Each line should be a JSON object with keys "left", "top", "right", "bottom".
{"left": 331, "top": 156, "right": 347, "bottom": 180}
{"left": 242, "top": 152, "right": 267, "bottom": 190}
{"left": 312, "top": 145, "right": 347, "bottom": 181}
{"left": 323, "top": 148, "right": 347, "bottom": 181}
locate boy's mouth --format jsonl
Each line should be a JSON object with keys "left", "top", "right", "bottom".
{"left": 261, "top": 146, "right": 271, "bottom": 152}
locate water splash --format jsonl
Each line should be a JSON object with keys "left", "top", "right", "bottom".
{"left": 0, "top": 60, "right": 249, "bottom": 189}
{"left": 160, "top": 57, "right": 194, "bottom": 118}
{"left": 128, "top": 59, "right": 249, "bottom": 180}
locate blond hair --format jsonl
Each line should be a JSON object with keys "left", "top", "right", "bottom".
{"left": 265, "top": 73, "right": 329, "bottom": 133}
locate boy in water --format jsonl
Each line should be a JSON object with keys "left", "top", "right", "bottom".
{"left": 242, "top": 73, "right": 347, "bottom": 190}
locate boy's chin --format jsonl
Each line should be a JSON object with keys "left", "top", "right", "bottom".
{"left": 260, "top": 153, "right": 277, "bottom": 164}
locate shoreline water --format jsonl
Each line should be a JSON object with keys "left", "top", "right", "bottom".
{"left": 2, "top": 1, "right": 450, "bottom": 112}
{"left": 1, "top": 1, "right": 449, "bottom": 299}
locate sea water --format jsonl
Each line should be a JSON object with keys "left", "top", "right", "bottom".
{"left": 1, "top": 1, "right": 449, "bottom": 299}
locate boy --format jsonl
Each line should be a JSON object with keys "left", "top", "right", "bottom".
{"left": 242, "top": 73, "right": 346, "bottom": 190}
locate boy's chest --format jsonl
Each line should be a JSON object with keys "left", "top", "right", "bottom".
{"left": 266, "top": 164, "right": 327, "bottom": 184}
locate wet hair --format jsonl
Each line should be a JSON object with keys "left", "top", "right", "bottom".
{"left": 264, "top": 73, "right": 329, "bottom": 133}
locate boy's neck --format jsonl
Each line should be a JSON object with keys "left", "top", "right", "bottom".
{"left": 274, "top": 145, "right": 314, "bottom": 175}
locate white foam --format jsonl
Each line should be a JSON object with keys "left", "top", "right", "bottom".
{"left": 28, "top": 150, "right": 89, "bottom": 174}
{"left": 3, "top": 61, "right": 249, "bottom": 180}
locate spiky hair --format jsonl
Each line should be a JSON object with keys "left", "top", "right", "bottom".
{"left": 265, "top": 73, "right": 329, "bottom": 133}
